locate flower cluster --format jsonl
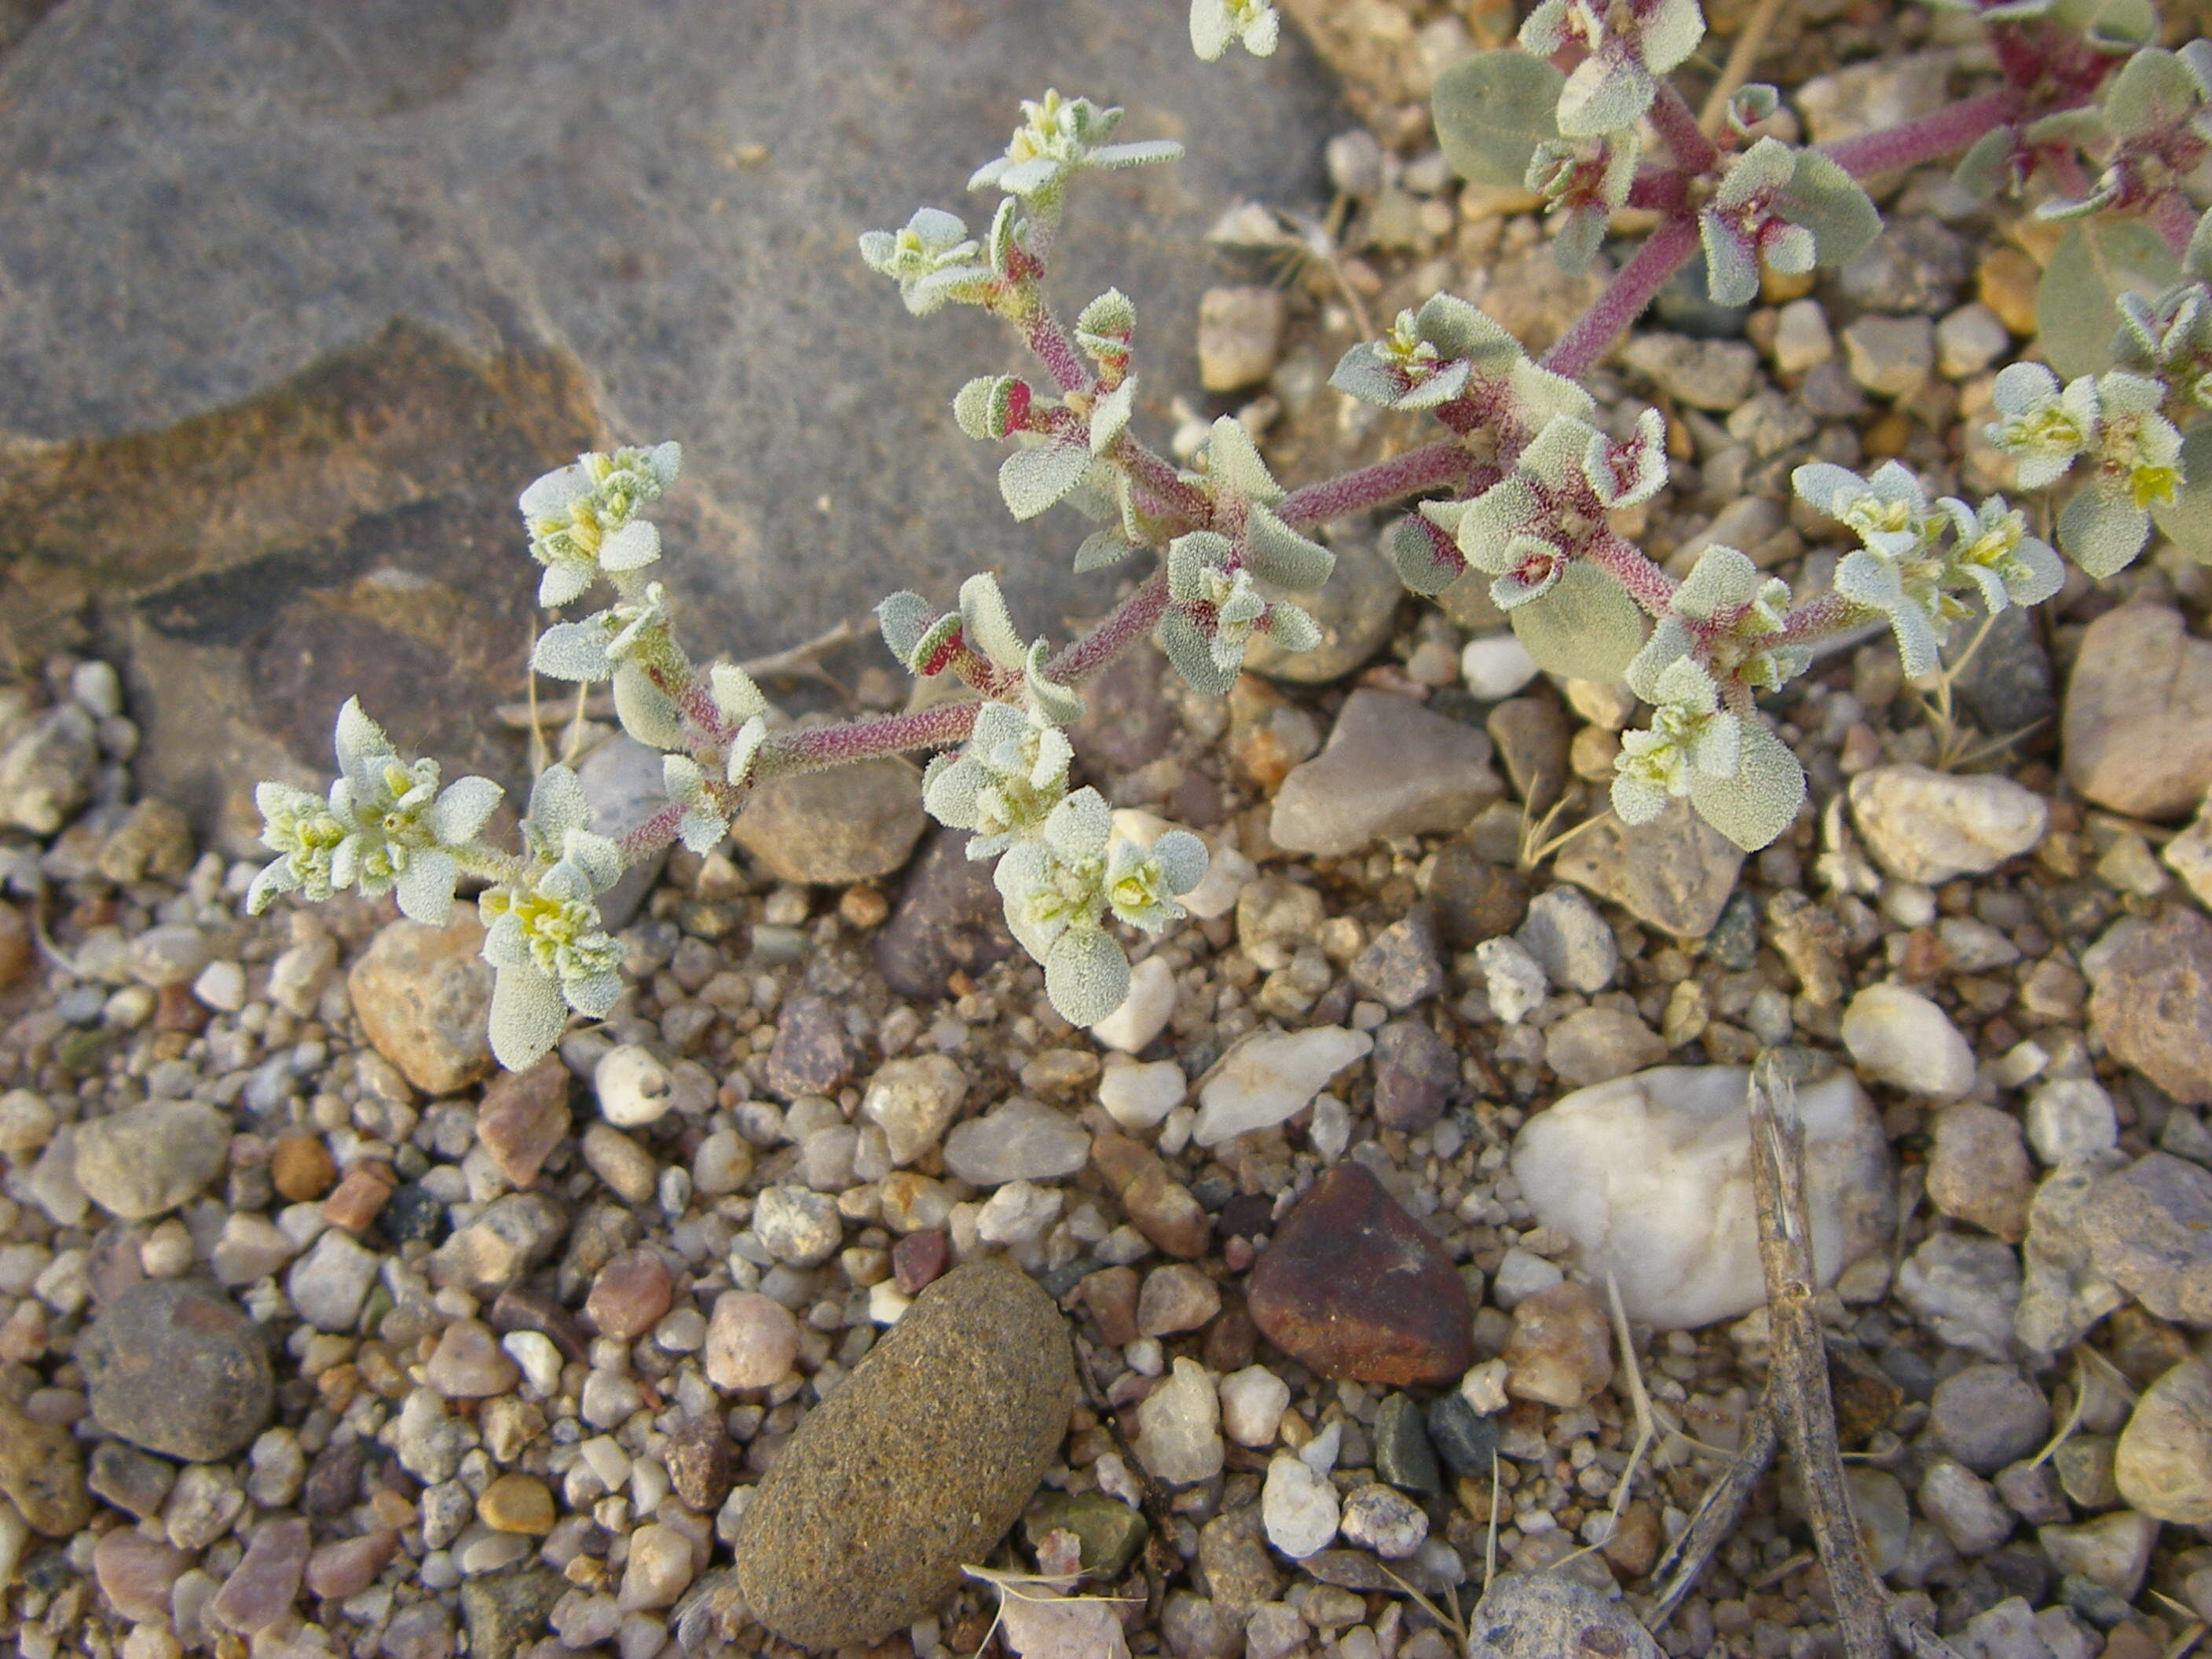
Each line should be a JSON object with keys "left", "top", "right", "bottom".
{"left": 247, "top": 700, "right": 502, "bottom": 926}
{"left": 994, "top": 789, "right": 1207, "bottom": 1024}
{"left": 967, "top": 91, "right": 1183, "bottom": 206}
{"left": 518, "top": 443, "right": 681, "bottom": 608}
{"left": 1519, "top": 0, "right": 1705, "bottom": 139}
{"left": 1188, "top": 0, "right": 1279, "bottom": 61}
{"left": 1792, "top": 460, "right": 2063, "bottom": 677}
{"left": 478, "top": 767, "right": 625, "bottom": 1071}
{"left": 856, "top": 207, "right": 992, "bottom": 317}
{"left": 1986, "top": 363, "right": 2184, "bottom": 576}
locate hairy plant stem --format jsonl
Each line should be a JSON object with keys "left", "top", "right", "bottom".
{"left": 1584, "top": 533, "right": 1679, "bottom": 617}
{"left": 1819, "top": 90, "right": 2013, "bottom": 180}
{"left": 1024, "top": 307, "right": 1095, "bottom": 396}
{"left": 2151, "top": 189, "right": 2199, "bottom": 258}
{"left": 1650, "top": 79, "right": 1720, "bottom": 177}
{"left": 1110, "top": 434, "right": 1215, "bottom": 527}
{"left": 1276, "top": 441, "right": 1477, "bottom": 526}
{"left": 1779, "top": 589, "right": 1873, "bottom": 645}
{"left": 1542, "top": 215, "right": 1701, "bottom": 382}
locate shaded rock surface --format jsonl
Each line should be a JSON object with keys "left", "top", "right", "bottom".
{"left": 1553, "top": 798, "right": 1743, "bottom": 939}
{"left": 1247, "top": 1162, "right": 1473, "bottom": 1386}
{"left": 2086, "top": 906, "right": 2212, "bottom": 1105}
{"left": 80, "top": 1280, "right": 274, "bottom": 1461}
{"left": 0, "top": 0, "right": 1345, "bottom": 844}
{"left": 731, "top": 1258, "right": 1075, "bottom": 1649}
{"left": 2064, "top": 605, "right": 2212, "bottom": 819}
{"left": 1511, "top": 1066, "right": 1893, "bottom": 1329}
{"left": 1269, "top": 690, "right": 1500, "bottom": 856}
{"left": 873, "top": 826, "right": 1018, "bottom": 1001}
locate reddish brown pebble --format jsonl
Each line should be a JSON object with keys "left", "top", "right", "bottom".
{"left": 1503, "top": 1282, "right": 1614, "bottom": 1408}
{"left": 839, "top": 886, "right": 890, "bottom": 928}
{"left": 270, "top": 1135, "right": 337, "bottom": 1203}
{"left": 304, "top": 1531, "right": 397, "bottom": 1600}
{"left": 153, "top": 982, "right": 210, "bottom": 1034}
{"left": 320, "top": 1163, "right": 394, "bottom": 1232}
{"left": 665, "top": 1414, "right": 734, "bottom": 1511}
{"left": 891, "top": 1230, "right": 947, "bottom": 1298}
{"left": 586, "top": 1248, "right": 675, "bottom": 1342}
{"left": 1080, "top": 1265, "right": 1141, "bottom": 1349}
{"left": 474, "top": 1057, "right": 572, "bottom": 1188}
{"left": 0, "top": 902, "right": 30, "bottom": 990}
{"left": 1203, "top": 1294, "right": 1258, "bottom": 1373}
{"left": 1245, "top": 1162, "right": 1474, "bottom": 1387}
{"left": 209, "top": 1516, "right": 309, "bottom": 1635}
{"left": 1090, "top": 1133, "right": 1210, "bottom": 1259}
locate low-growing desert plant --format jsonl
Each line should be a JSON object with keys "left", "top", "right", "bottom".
{"left": 249, "top": 0, "right": 2212, "bottom": 1067}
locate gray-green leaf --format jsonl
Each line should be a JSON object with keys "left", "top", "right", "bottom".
{"left": 2038, "top": 218, "right": 2181, "bottom": 379}
{"left": 1433, "top": 50, "right": 1566, "bottom": 190}
{"left": 1775, "top": 149, "right": 1881, "bottom": 269}
{"left": 1505, "top": 559, "right": 1649, "bottom": 680}
{"left": 2149, "top": 423, "right": 2212, "bottom": 562}
{"left": 999, "top": 442, "right": 1093, "bottom": 521}
{"left": 1687, "top": 718, "right": 1805, "bottom": 851}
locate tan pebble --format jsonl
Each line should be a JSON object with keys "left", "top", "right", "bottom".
{"left": 478, "top": 1473, "right": 555, "bottom": 1536}
{"left": 271, "top": 1135, "right": 336, "bottom": 1203}
{"left": 320, "top": 1163, "right": 394, "bottom": 1232}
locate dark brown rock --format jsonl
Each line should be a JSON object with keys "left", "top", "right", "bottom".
{"left": 1485, "top": 695, "right": 1569, "bottom": 819}
{"left": 764, "top": 993, "right": 852, "bottom": 1101}
{"left": 665, "top": 1414, "right": 733, "bottom": 1514}
{"left": 1246, "top": 1162, "right": 1474, "bottom": 1386}
{"left": 1426, "top": 841, "right": 1526, "bottom": 948}
{"left": 733, "top": 1258, "right": 1075, "bottom": 1649}
{"left": 474, "top": 1057, "right": 570, "bottom": 1189}
{"left": 891, "top": 1229, "right": 947, "bottom": 1298}
{"left": 1091, "top": 1131, "right": 1210, "bottom": 1259}
{"left": 1081, "top": 1265, "right": 1141, "bottom": 1348}
{"left": 2087, "top": 907, "right": 2212, "bottom": 1105}
{"left": 79, "top": 1280, "right": 273, "bottom": 1462}
{"left": 874, "top": 826, "right": 1019, "bottom": 1000}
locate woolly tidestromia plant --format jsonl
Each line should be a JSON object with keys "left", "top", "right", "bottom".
{"left": 251, "top": 0, "right": 2212, "bottom": 1066}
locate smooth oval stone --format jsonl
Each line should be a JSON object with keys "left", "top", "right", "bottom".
{"left": 79, "top": 1280, "right": 274, "bottom": 1462}
{"left": 1247, "top": 1162, "right": 1473, "bottom": 1386}
{"left": 732, "top": 1257, "right": 1075, "bottom": 1648}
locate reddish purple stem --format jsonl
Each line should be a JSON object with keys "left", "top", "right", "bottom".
{"left": 1277, "top": 442, "right": 1476, "bottom": 526}
{"left": 2151, "top": 191, "right": 2199, "bottom": 259}
{"left": 1542, "top": 215, "right": 1701, "bottom": 383}
{"left": 1818, "top": 90, "right": 2014, "bottom": 180}
{"left": 1648, "top": 79, "right": 1719, "bottom": 178}
{"left": 1048, "top": 571, "right": 1170, "bottom": 683}
{"left": 1584, "top": 533, "right": 1678, "bottom": 618}
{"left": 1025, "top": 312, "right": 1094, "bottom": 396}
{"left": 1780, "top": 590, "right": 1866, "bottom": 644}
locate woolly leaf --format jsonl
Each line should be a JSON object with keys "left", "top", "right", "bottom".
{"left": 1157, "top": 609, "right": 1240, "bottom": 695}
{"left": 908, "top": 612, "right": 965, "bottom": 676}
{"left": 1505, "top": 559, "right": 1649, "bottom": 680}
{"left": 489, "top": 963, "right": 569, "bottom": 1072}
{"left": 2188, "top": 207, "right": 2212, "bottom": 282}
{"left": 955, "top": 375, "right": 1027, "bottom": 441}
{"left": 1330, "top": 345, "right": 1412, "bottom": 408}
{"left": 611, "top": 662, "right": 684, "bottom": 750}
{"left": 1775, "top": 150, "right": 1881, "bottom": 269}
{"left": 2100, "top": 46, "right": 2203, "bottom": 137}
{"left": 1073, "top": 529, "right": 1134, "bottom": 573}
{"left": 960, "top": 573, "right": 1029, "bottom": 670}
{"left": 2051, "top": 0, "right": 2155, "bottom": 50}
{"left": 1384, "top": 513, "right": 1468, "bottom": 596}
{"left": 1075, "top": 287, "right": 1135, "bottom": 353}
{"left": 1047, "top": 928, "right": 1133, "bottom": 1028}
{"left": 1415, "top": 291, "right": 1522, "bottom": 372}
{"left": 1000, "top": 442, "right": 1093, "bottom": 521}
{"left": 1243, "top": 504, "right": 1336, "bottom": 591}
{"left": 1024, "top": 642, "right": 1086, "bottom": 727}
{"left": 877, "top": 591, "right": 934, "bottom": 665}
{"left": 2038, "top": 218, "right": 2181, "bottom": 379}
{"left": 1089, "top": 378, "right": 1136, "bottom": 455}
{"left": 1265, "top": 602, "right": 1322, "bottom": 654}
{"left": 1166, "top": 532, "right": 1233, "bottom": 604}
{"left": 1433, "top": 50, "right": 1566, "bottom": 189}
{"left": 533, "top": 621, "right": 614, "bottom": 683}
{"left": 709, "top": 663, "right": 767, "bottom": 725}
{"left": 1950, "top": 129, "right": 2015, "bottom": 200}
{"left": 1203, "top": 417, "right": 1283, "bottom": 507}
{"left": 2149, "top": 423, "right": 2212, "bottom": 562}
{"left": 1687, "top": 717, "right": 1805, "bottom": 850}
{"left": 2058, "top": 487, "right": 2152, "bottom": 578}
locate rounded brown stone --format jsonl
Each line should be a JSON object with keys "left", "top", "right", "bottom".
{"left": 1246, "top": 1162, "right": 1474, "bottom": 1387}
{"left": 731, "top": 1257, "right": 1075, "bottom": 1649}
{"left": 270, "top": 1134, "right": 337, "bottom": 1203}
{"left": 80, "top": 1280, "right": 274, "bottom": 1462}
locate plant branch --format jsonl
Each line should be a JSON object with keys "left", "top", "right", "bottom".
{"left": 1543, "top": 215, "right": 1701, "bottom": 382}
{"left": 1584, "top": 533, "right": 1679, "bottom": 617}
{"left": 2150, "top": 189, "right": 2199, "bottom": 259}
{"left": 754, "top": 698, "right": 983, "bottom": 782}
{"left": 1048, "top": 570, "right": 1171, "bottom": 683}
{"left": 1781, "top": 590, "right": 1874, "bottom": 646}
{"left": 1276, "top": 441, "right": 1478, "bottom": 526}
{"left": 1024, "top": 308, "right": 1095, "bottom": 396}
{"left": 1650, "top": 79, "right": 1720, "bottom": 177}
{"left": 1111, "top": 434, "right": 1214, "bottom": 528}
{"left": 1819, "top": 90, "right": 2013, "bottom": 180}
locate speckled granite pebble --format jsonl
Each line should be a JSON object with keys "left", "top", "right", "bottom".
{"left": 731, "top": 1257, "right": 1075, "bottom": 1648}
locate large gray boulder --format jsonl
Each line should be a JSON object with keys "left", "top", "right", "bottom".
{"left": 0, "top": 1, "right": 1342, "bottom": 846}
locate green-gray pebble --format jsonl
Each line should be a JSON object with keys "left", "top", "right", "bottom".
{"left": 1027, "top": 1491, "right": 1149, "bottom": 1579}
{"left": 733, "top": 1258, "right": 1076, "bottom": 1649}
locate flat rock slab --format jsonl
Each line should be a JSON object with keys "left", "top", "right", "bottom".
{"left": 1270, "top": 690, "right": 1501, "bottom": 857}
{"left": 2064, "top": 606, "right": 2212, "bottom": 821}
{"left": 0, "top": 2, "right": 1343, "bottom": 848}
{"left": 2086, "top": 906, "right": 2212, "bottom": 1106}
{"left": 1553, "top": 797, "right": 1742, "bottom": 939}
{"left": 732, "top": 1257, "right": 1075, "bottom": 1649}
{"left": 1247, "top": 1161, "right": 1473, "bottom": 1386}
{"left": 80, "top": 1280, "right": 275, "bottom": 1463}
